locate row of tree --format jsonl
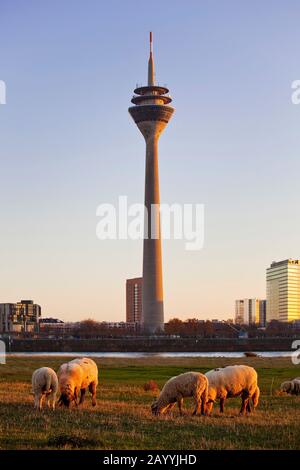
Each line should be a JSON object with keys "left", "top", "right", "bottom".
{"left": 38, "top": 318, "right": 300, "bottom": 338}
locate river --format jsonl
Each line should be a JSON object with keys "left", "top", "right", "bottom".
{"left": 6, "top": 351, "right": 294, "bottom": 358}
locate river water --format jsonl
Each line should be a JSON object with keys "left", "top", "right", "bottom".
{"left": 6, "top": 351, "right": 294, "bottom": 358}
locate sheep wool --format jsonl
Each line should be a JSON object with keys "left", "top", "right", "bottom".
{"left": 151, "top": 371, "right": 208, "bottom": 416}
{"left": 205, "top": 364, "right": 260, "bottom": 415}
{"left": 57, "top": 357, "right": 98, "bottom": 407}
{"left": 280, "top": 378, "right": 300, "bottom": 395}
{"left": 31, "top": 367, "right": 58, "bottom": 411}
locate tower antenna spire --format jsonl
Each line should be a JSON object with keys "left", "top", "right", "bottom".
{"left": 148, "top": 31, "right": 155, "bottom": 86}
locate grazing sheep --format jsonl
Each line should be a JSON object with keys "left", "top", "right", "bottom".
{"left": 151, "top": 371, "right": 208, "bottom": 416}
{"left": 31, "top": 367, "right": 58, "bottom": 411}
{"left": 57, "top": 357, "right": 98, "bottom": 407}
{"left": 205, "top": 365, "right": 260, "bottom": 415}
{"left": 280, "top": 378, "right": 300, "bottom": 395}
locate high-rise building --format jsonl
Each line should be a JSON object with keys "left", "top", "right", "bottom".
{"left": 126, "top": 278, "right": 143, "bottom": 323}
{"left": 266, "top": 259, "right": 300, "bottom": 322}
{"left": 235, "top": 300, "right": 245, "bottom": 324}
{"left": 0, "top": 300, "right": 41, "bottom": 333}
{"left": 128, "top": 33, "right": 174, "bottom": 334}
{"left": 259, "top": 300, "right": 267, "bottom": 327}
{"left": 235, "top": 298, "right": 266, "bottom": 325}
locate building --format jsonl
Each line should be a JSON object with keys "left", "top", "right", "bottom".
{"left": 0, "top": 300, "right": 41, "bottom": 333}
{"left": 128, "top": 33, "right": 174, "bottom": 334}
{"left": 259, "top": 300, "right": 267, "bottom": 326}
{"left": 235, "top": 298, "right": 266, "bottom": 326}
{"left": 235, "top": 300, "right": 245, "bottom": 324}
{"left": 267, "top": 259, "right": 300, "bottom": 322}
{"left": 126, "top": 277, "right": 143, "bottom": 323}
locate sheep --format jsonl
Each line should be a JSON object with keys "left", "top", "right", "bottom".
{"left": 31, "top": 367, "right": 58, "bottom": 411}
{"left": 151, "top": 371, "right": 208, "bottom": 416}
{"left": 205, "top": 365, "right": 260, "bottom": 415}
{"left": 57, "top": 357, "right": 98, "bottom": 407}
{"left": 280, "top": 378, "right": 300, "bottom": 396}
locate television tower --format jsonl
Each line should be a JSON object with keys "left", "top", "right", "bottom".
{"left": 129, "top": 33, "right": 174, "bottom": 334}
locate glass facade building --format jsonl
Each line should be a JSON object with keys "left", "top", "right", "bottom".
{"left": 266, "top": 259, "right": 300, "bottom": 322}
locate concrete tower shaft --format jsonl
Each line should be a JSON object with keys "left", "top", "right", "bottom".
{"left": 128, "top": 33, "right": 174, "bottom": 334}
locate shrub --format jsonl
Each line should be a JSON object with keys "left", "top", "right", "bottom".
{"left": 143, "top": 380, "right": 158, "bottom": 392}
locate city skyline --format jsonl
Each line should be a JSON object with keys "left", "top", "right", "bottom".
{"left": 1, "top": 1, "right": 300, "bottom": 322}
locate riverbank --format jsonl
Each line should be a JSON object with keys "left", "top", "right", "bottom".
{"left": 2, "top": 336, "right": 298, "bottom": 352}
{"left": 0, "top": 356, "right": 299, "bottom": 450}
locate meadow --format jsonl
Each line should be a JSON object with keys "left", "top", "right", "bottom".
{"left": 0, "top": 356, "right": 299, "bottom": 450}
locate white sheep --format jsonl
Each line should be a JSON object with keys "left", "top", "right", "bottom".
{"left": 151, "top": 371, "right": 208, "bottom": 416}
{"left": 57, "top": 357, "right": 98, "bottom": 407}
{"left": 280, "top": 377, "right": 300, "bottom": 395}
{"left": 31, "top": 367, "right": 58, "bottom": 411}
{"left": 205, "top": 365, "right": 260, "bottom": 415}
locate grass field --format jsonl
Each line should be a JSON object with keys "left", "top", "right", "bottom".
{"left": 0, "top": 356, "right": 300, "bottom": 450}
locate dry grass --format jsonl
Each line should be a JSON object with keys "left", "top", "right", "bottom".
{"left": 0, "top": 356, "right": 299, "bottom": 450}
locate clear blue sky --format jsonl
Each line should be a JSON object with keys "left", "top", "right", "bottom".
{"left": 1, "top": 0, "right": 299, "bottom": 322}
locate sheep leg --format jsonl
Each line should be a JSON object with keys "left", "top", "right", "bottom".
{"left": 205, "top": 401, "right": 214, "bottom": 416}
{"left": 240, "top": 391, "right": 249, "bottom": 415}
{"left": 89, "top": 382, "right": 97, "bottom": 407}
{"left": 79, "top": 388, "right": 86, "bottom": 405}
{"left": 37, "top": 393, "right": 44, "bottom": 411}
{"left": 73, "top": 387, "right": 79, "bottom": 405}
{"left": 219, "top": 398, "right": 226, "bottom": 413}
{"left": 192, "top": 393, "right": 201, "bottom": 416}
{"left": 177, "top": 397, "right": 183, "bottom": 416}
{"left": 193, "top": 399, "right": 201, "bottom": 416}
{"left": 200, "top": 389, "right": 207, "bottom": 416}
{"left": 252, "top": 386, "right": 260, "bottom": 410}
{"left": 166, "top": 403, "right": 176, "bottom": 414}
{"left": 34, "top": 393, "right": 42, "bottom": 410}
{"left": 246, "top": 399, "right": 252, "bottom": 413}
{"left": 47, "top": 391, "right": 56, "bottom": 410}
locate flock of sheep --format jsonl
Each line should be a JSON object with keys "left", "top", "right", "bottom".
{"left": 32, "top": 357, "right": 98, "bottom": 410}
{"left": 31, "top": 357, "right": 300, "bottom": 416}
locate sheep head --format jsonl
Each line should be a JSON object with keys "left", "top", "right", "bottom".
{"left": 280, "top": 381, "right": 293, "bottom": 394}
{"left": 58, "top": 384, "right": 78, "bottom": 407}
{"left": 151, "top": 400, "right": 160, "bottom": 415}
{"left": 151, "top": 399, "right": 173, "bottom": 415}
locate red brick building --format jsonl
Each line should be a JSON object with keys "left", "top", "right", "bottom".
{"left": 126, "top": 277, "right": 143, "bottom": 323}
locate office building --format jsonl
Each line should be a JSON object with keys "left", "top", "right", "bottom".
{"left": 267, "top": 259, "right": 300, "bottom": 322}
{"left": 0, "top": 300, "right": 41, "bottom": 333}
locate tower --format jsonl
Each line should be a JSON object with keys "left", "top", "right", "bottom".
{"left": 128, "top": 33, "right": 174, "bottom": 334}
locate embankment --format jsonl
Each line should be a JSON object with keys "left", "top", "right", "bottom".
{"left": 3, "top": 336, "right": 298, "bottom": 352}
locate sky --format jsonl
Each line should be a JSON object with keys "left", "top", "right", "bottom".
{"left": 0, "top": 0, "right": 300, "bottom": 322}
